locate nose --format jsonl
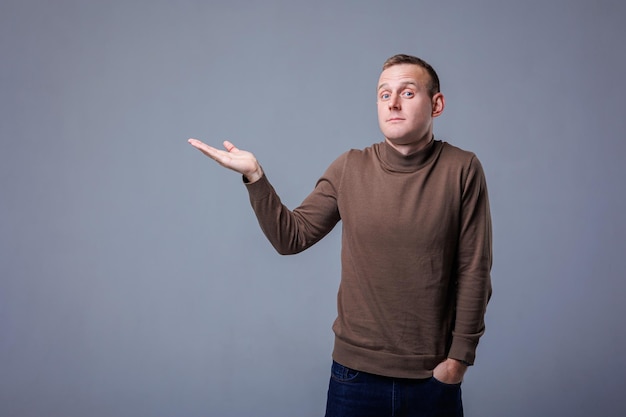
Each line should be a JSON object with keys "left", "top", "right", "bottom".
{"left": 388, "top": 93, "right": 401, "bottom": 110}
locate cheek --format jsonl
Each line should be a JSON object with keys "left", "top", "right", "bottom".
{"left": 409, "top": 105, "right": 431, "bottom": 122}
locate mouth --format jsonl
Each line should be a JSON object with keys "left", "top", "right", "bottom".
{"left": 387, "top": 117, "right": 405, "bottom": 122}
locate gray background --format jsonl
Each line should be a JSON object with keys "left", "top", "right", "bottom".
{"left": 2, "top": 0, "right": 625, "bottom": 416}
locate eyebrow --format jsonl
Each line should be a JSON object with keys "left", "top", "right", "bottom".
{"left": 377, "top": 81, "right": 420, "bottom": 91}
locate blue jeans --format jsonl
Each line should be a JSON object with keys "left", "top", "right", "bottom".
{"left": 325, "top": 361, "right": 463, "bottom": 417}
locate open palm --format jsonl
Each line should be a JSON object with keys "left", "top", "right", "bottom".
{"left": 188, "top": 139, "right": 263, "bottom": 182}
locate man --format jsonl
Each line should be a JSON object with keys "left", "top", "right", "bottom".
{"left": 188, "top": 54, "right": 492, "bottom": 417}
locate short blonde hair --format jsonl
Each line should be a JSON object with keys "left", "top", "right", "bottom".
{"left": 382, "top": 54, "right": 440, "bottom": 98}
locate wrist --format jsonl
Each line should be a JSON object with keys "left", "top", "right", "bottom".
{"left": 244, "top": 166, "right": 264, "bottom": 184}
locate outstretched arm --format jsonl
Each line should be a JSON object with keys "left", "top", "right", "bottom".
{"left": 188, "top": 138, "right": 264, "bottom": 183}
{"left": 188, "top": 137, "right": 342, "bottom": 255}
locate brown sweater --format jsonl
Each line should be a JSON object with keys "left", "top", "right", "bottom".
{"left": 245, "top": 139, "right": 492, "bottom": 379}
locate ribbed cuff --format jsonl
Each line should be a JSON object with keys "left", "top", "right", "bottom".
{"left": 243, "top": 173, "right": 273, "bottom": 201}
{"left": 448, "top": 336, "right": 478, "bottom": 366}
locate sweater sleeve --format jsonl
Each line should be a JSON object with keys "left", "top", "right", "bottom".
{"left": 244, "top": 155, "right": 344, "bottom": 255}
{"left": 448, "top": 155, "right": 493, "bottom": 365}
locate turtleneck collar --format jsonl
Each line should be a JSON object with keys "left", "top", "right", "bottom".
{"left": 377, "top": 138, "right": 441, "bottom": 173}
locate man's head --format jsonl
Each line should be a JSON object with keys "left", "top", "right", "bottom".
{"left": 377, "top": 54, "right": 445, "bottom": 152}
{"left": 382, "top": 54, "right": 441, "bottom": 99}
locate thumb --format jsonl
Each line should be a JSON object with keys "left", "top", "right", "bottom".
{"left": 223, "top": 140, "right": 239, "bottom": 153}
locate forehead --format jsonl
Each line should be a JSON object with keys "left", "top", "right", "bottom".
{"left": 377, "top": 64, "right": 430, "bottom": 89}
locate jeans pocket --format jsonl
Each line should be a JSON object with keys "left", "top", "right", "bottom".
{"left": 431, "top": 375, "right": 462, "bottom": 388}
{"left": 428, "top": 376, "right": 463, "bottom": 414}
{"left": 330, "top": 361, "right": 360, "bottom": 382}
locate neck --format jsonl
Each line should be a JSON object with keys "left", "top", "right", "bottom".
{"left": 385, "top": 135, "right": 434, "bottom": 156}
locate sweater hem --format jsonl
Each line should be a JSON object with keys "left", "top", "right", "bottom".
{"left": 332, "top": 337, "right": 446, "bottom": 379}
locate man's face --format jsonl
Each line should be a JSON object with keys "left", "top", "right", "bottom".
{"left": 377, "top": 64, "right": 443, "bottom": 148}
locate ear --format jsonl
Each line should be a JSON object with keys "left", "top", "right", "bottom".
{"left": 431, "top": 93, "right": 445, "bottom": 117}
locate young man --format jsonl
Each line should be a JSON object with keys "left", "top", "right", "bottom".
{"left": 189, "top": 54, "right": 492, "bottom": 417}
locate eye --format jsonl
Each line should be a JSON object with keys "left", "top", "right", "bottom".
{"left": 380, "top": 92, "right": 391, "bottom": 101}
{"left": 402, "top": 90, "right": 415, "bottom": 98}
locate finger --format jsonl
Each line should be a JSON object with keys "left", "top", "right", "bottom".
{"left": 188, "top": 139, "right": 224, "bottom": 160}
{"left": 188, "top": 138, "right": 215, "bottom": 154}
{"left": 188, "top": 138, "right": 210, "bottom": 151}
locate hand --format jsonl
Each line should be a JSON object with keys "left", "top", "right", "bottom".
{"left": 432, "top": 358, "right": 467, "bottom": 385}
{"left": 188, "top": 139, "right": 263, "bottom": 183}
